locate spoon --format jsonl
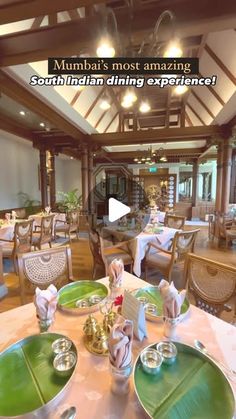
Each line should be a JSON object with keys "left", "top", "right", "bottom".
{"left": 194, "top": 340, "right": 236, "bottom": 376}
{"left": 60, "top": 406, "right": 76, "bottom": 419}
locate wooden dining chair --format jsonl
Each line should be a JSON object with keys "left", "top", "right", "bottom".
{"left": 164, "top": 214, "right": 186, "bottom": 230}
{"left": 217, "top": 214, "right": 236, "bottom": 247}
{"left": 185, "top": 253, "right": 236, "bottom": 318}
{"left": 18, "top": 245, "right": 73, "bottom": 304}
{"left": 32, "top": 214, "right": 55, "bottom": 250}
{"left": 144, "top": 229, "right": 199, "bottom": 283}
{"left": 1, "top": 219, "right": 34, "bottom": 272}
{"left": 100, "top": 237, "right": 134, "bottom": 276}
{"left": 88, "top": 228, "right": 106, "bottom": 279}
{"left": 54, "top": 210, "right": 80, "bottom": 242}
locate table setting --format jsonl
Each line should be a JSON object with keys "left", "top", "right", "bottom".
{"left": 0, "top": 263, "right": 235, "bottom": 419}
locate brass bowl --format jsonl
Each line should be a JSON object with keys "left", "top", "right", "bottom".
{"left": 53, "top": 351, "right": 77, "bottom": 377}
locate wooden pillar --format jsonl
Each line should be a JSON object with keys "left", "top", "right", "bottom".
{"left": 39, "top": 149, "right": 48, "bottom": 209}
{"left": 215, "top": 142, "right": 223, "bottom": 214}
{"left": 192, "top": 161, "right": 199, "bottom": 207}
{"left": 221, "top": 137, "right": 232, "bottom": 214}
{"left": 230, "top": 150, "right": 236, "bottom": 203}
{"left": 81, "top": 147, "right": 89, "bottom": 213}
{"left": 48, "top": 151, "right": 56, "bottom": 209}
{"left": 88, "top": 147, "right": 94, "bottom": 214}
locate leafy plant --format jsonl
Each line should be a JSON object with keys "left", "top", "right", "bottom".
{"left": 57, "top": 189, "right": 82, "bottom": 212}
{"left": 17, "top": 192, "right": 40, "bottom": 216}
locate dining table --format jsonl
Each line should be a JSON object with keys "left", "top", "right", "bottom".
{"left": 0, "top": 219, "right": 25, "bottom": 241}
{"left": 0, "top": 271, "right": 235, "bottom": 419}
{"left": 102, "top": 226, "right": 179, "bottom": 276}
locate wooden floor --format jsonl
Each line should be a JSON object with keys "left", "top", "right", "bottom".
{"left": 1, "top": 227, "right": 236, "bottom": 322}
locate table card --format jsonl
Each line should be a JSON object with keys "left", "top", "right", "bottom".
{"left": 121, "top": 290, "right": 147, "bottom": 341}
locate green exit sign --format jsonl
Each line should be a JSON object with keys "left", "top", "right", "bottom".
{"left": 149, "top": 167, "right": 157, "bottom": 173}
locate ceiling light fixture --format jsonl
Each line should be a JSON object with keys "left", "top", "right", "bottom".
{"left": 19, "top": 110, "right": 25, "bottom": 116}
{"left": 96, "top": 8, "right": 119, "bottom": 58}
{"left": 174, "top": 85, "right": 188, "bottom": 95}
{"left": 121, "top": 89, "right": 137, "bottom": 108}
{"left": 96, "top": 39, "right": 115, "bottom": 58}
{"left": 100, "top": 94, "right": 111, "bottom": 110}
{"left": 39, "top": 122, "right": 45, "bottom": 127}
{"left": 164, "top": 40, "right": 183, "bottom": 58}
{"left": 139, "top": 101, "right": 151, "bottom": 113}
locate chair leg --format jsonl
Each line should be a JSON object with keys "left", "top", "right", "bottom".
{"left": 13, "top": 255, "right": 18, "bottom": 274}
{"left": 145, "top": 264, "right": 148, "bottom": 281}
{"left": 49, "top": 241, "right": 52, "bottom": 248}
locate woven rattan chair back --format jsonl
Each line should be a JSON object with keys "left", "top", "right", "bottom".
{"left": 172, "top": 229, "right": 199, "bottom": 262}
{"left": 18, "top": 245, "right": 73, "bottom": 304}
{"left": 164, "top": 214, "right": 186, "bottom": 230}
{"left": 13, "top": 219, "right": 34, "bottom": 255}
{"left": 185, "top": 253, "right": 236, "bottom": 317}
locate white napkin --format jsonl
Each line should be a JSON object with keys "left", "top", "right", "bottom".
{"left": 34, "top": 284, "right": 58, "bottom": 320}
{"left": 108, "top": 258, "right": 124, "bottom": 288}
{"left": 108, "top": 315, "right": 133, "bottom": 368}
{"left": 158, "top": 279, "right": 186, "bottom": 318}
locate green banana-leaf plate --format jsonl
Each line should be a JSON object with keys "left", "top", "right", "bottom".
{"left": 0, "top": 333, "right": 77, "bottom": 418}
{"left": 131, "top": 286, "right": 190, "bottom": 322}
{"left": 134, "top": 341, "right": 235, "bottom": 419}
{"left": 58, "top": 280, "right": 109, "bottom": 314}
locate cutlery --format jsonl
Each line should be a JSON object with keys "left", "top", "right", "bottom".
{"left": 194, "top": 339, "right": 236, "bottom": 377}
{"left": 60, "top": 406, "right": 76, "bottom": 419}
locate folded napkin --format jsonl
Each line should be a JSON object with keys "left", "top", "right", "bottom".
{"left": 34, "top": 284, "right": 58, "bottom": 320}
{"left": 44, "top": 206, "right": 51, "bottom": 214}
{"left": 108, "top": 258, "right": 124, "bottom": 288}
{"left": 158, "top": 279, "right": 186, "bottom": 318}
{"left": 108, "top": 315, "right": 133, "bottom": 368}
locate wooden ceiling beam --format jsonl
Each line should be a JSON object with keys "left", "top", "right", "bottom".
{"left": 70, "top": 89, "right": 83, "bottom": 106}
{"left": 1, "top": 2, "right": 236, "bottom": 66}
{"left": 185, "top": 111, "right": 193, "bottom": 126}
{"left": 204, "top": 44, "right": 236, "bottom": 86}
{"left": 191, "top": 90, "right": 215, "bottom": 119}
{"left": 186, "top": 103, "right": 206, "bottom": 126}
{"left": 31, "top": 15, "right": 45, "bottom": 29}
{"left": 0, "top": 70, "right": 86, "bottom": 143}
{"left": 104, "top": 112, "right": 119, "bottom": 133}
{"left": 198, "top": 72, "right": 225, "bottom": 106}
{"left": 84, "top": 86, "right": 106, "bottom": 120}
{"left": 100, "top": 148, "right": 205, "bottom": 160}
{"left": 0, "top": 113, "right": 36, "bottom": 142}
{"left": 91, "top": 125, "right": 222, "bottom": 146}
{"left": 0, "top": 0, "right": 106, "bottom": 25}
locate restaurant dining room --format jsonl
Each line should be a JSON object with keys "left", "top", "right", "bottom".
{"left": 0, "top": 1, "right": 236, "bottom": 418}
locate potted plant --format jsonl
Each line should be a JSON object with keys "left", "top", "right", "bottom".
{"left": 57, "top": 189, "right": 82, "bottom": 213}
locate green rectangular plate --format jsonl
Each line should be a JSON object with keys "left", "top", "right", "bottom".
{"left": 0, "top": 333, "right": 77, "bottom": 417}
{"left": 58, "top": 280, "right": 108, "bottom": 313}
{"left": 134, "top": 342, "right": 235, "bottom": 419}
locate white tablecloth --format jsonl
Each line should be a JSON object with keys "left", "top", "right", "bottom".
{"left": 103, "top": 226, "right": 178, "bottom": 276}
{"left": 0, "top": 272, "right": 235, "bottom": 418}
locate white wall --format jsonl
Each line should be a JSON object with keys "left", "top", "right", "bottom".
{"left": 0, "top": 130, "right": 82, "bottom": 210}
{"left": 55, "top": 156, "right": 82, "bottom": 199}
{"left": 0, "top": 130, "right": 41, "bottom": 210}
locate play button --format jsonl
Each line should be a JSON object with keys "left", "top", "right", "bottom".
{"left": 108, "top": 198, "right": 130, "bottom": 222}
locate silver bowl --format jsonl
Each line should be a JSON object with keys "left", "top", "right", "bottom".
{"left": 144, "top": 303, "right": 158, "bottom": 316}
{"left": 137, "top": 296, "right": 148, "bottom": 305}
{"left": 52, "top": 338, "right": 72, "bottom": 355}
{"left": 53, "top": 351, "right": 77, "bottom": 377}
{"left": 89, "top": 295, "right": 103, "bottom": 305}
{"left": 140, "top": 348, "right": 162, "bottom": 375}
{"left": 75, "top": 299, "right": 90, "bottom": 308}
{"left": 156, "top": 341, "right": 178, "bottom": 365}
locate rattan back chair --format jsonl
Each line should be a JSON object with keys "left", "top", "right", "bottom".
{"left": 32, "top": 214, "right": 55, "bottom": 250}
{"left": 164, "top": 214, "right": 186, "bottom": 230}
{"left": 185, "top": 253, "right": 236, "bottom": 317}
{"left": 144, "top": 229, "right": 199, "bottom": 282}
{"left": 217, "top": 214, "right": 236, "bottom": 247}
{"left": 18, "top": 245, "right": 73, "bottom": 304}
{"left": 54, "top": 210, "right": 79, "bottom": 242}
{"left": 2, "top": 219, "right": 34, "bottom": 272}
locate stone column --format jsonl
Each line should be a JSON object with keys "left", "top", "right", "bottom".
{"left": 221, "top": 137, "right": 232, "bottom": 214}
{"left": 81, "top": 146, "right": 89, "bottom": 213}
{"left": 39, "top": 149, "right": 48, "bottom": 209}
{"left": 215, "top": 142, "right": 223, "bottom": 214}
{"left": 48, "top": 151, "right": 56, "bottom": 209}
{"left": 88, "top": 147, "right": 94, "bottom": 214}
{"left": 192, "top": 161, "right": 199, "bottom": 207}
